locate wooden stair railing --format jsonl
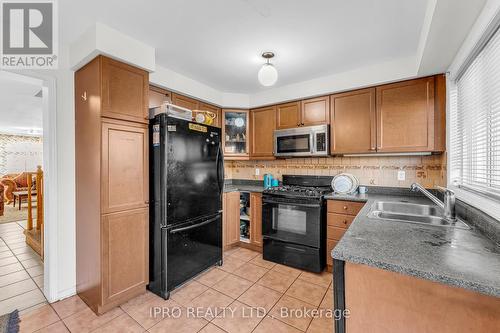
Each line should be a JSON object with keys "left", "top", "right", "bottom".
{"left": 25, "top": 166, "right": 44, "bottom": 259}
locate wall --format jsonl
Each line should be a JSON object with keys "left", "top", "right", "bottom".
{"left": 225, "top": 154, "right": 446, "bottom": 189}
{"left": 0, "top": 134, "right": 43, "bottom": 175}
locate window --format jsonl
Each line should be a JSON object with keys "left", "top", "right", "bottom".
{"left": 450, "top": 24, "right": 500, "bottom": 200}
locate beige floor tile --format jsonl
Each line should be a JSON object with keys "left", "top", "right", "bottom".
{"left": 0, "top": 289, "right": 46, "bottom": 315}
{"left": 237, "top": 284, "right": 282, "bottom": 313}
{"left": 0, "top": 269, "right": 30, "bottom": 287}
{"left": 212, "top": 273, "right": 253, "bottom": 299}
{"left": 1, "top": 262, "right": 25, "bottom": 277}
{"left": 230, "top": 248, "right": 260, "bottom": 262}
{"left": 196, "top": 268, "right": 229, "bottom": 286}
{"left": 148, "top": 307, "right": 208, "bottom": 333}
{"left": 19, "top": 304, "right": 59, "bottom": 333}
{"left": 170, "top": 280, "right": 208, "bottom": 306}
{"left": 198, "top": 322, "right": 227, "bottom": 333}
{"left": 15, "top": 252, "right": 41, "bottom": 261}
{"left": 0, "top": 256, "right": 18, "bottom": 267}
{"left": 12, "top": 246, "right": 36, "bottom": 255}
{"left": 35, "top": 321, "right": 70, "bottom": 333}
{"left": 122, "top": 292, "right": 177, "bottom": 329}
{"left": 0, "top": 278, "right": 37, "bottom": 301}
{"left": 92, "top": 313, "right": 145, "bottom": 333}
{"left": 211, "top": 300, "right": 265, "bottom": 333}
{"left": 232, "top": 262, "right": 269, "bottom": 283}
{"left": 0, "top": 246, "right": 9, "bottom": 253}
{"left": 223, "top": 247, "right": 239, "bottom": 257}
{"left": 253, "top": 316, "right": 302, "bottom": 333}
{"left": 120, "top": 291, "right": 156, "bottom": 313}
{"left": 319, "top": 289, "right": 333, "bottom": 310}
{"left": 269, "top": 295, "right": 317, "bottom": 331}
{"left": 249, "top": 256, "right": 276, "bottom": 269}
{"left": 298, "top": 271, "right": 332, "bottom": 288}
{"left": 285, "top": 279, "right": 327, "bottom": 307}
{"left": 8, "top": 241, "right": 29, "bottom": 250}
{"left": 62, "top": 306, "right": 123, "bottom": 333}
{"left": 33, "top": 275, "right": 44, "bottom": 288}
{"left": 26, "top": 265, "right": 43, "bottom": 278}
{"left": 218, "top": 256, "right": 247, "bottom": 274}
{"left": 21, "top": 258, "right": 42, "bottom": 269}
{"left": 306, "top": 315, "right": 333, "bottom": 333}
{"left": 256, "top": 270, "right": 296, "bottom": 293}
{"left": 185, "top": 288, "right": 233, "bottom": 320}
{"left": 0, "top": 251, "right": 14, "bottom": 259}
{"left": 18, "top": 301, "right": 48, "bottom": 316}
{"left": 271, "top": 264, "right": 302, "bottom": 279}
{"left": 52, "top": 295, "right": 89, "bottom": 319}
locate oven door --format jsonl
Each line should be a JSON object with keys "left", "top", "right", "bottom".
{"left": 262, "top": 195, "right": 322, "bottom": 248}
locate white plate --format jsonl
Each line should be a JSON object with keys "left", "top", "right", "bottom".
{"left": 332, "top": 173, "right": 359, "bottom": 194}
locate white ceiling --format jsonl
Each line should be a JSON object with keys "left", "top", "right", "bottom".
{"left": 61, "top": 0, "right": 431, "bottom": 94}
{"left": 0, "top": 72, "right": 43, "bottom": 136}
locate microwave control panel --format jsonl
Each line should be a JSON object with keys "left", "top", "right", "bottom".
{"left": 316, "top": 132, "right": 326, "bottom": 152}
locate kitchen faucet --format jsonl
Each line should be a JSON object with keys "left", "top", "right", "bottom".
{"left": 410, "top": 183, "right": 456, "bottom": 221}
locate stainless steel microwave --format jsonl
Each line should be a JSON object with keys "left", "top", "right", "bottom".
{"left": 274, "top": 125, "right": 329, "bottom": 157}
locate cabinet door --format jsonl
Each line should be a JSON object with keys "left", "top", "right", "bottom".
{"left": 149, "top": 86, "right": 171, "bottom": 108}
{"left": 301, "top": 96, "right": 330, "bottom": 126}
{"left": 331, "top": 88, "right": 376, "bottom": 154}
{"left": 101, "top": 208, "right": 148, "bottom": 305}
{"left": 276, "top": 102, "right": 301, "bottom": 129}
{"left": 171, "top": 93, "right": 199, "bottom": 111}
{"left": 376, "top": 77, "right": 435, "bottom": 152}
{"left": 102, "top": 120, "right": 149, "bottom": 214}
{"left": 199, "top": 102, "right": 222, "bottom": 128}
{"left": 250, "top": 106, "right": 276, "bottom": 160}
{"left": 101, "top": 56, "right": 149, "bottom": 123}
{"left": 222, "top": 109, "right": 250, "bottom": 159}
{"left": 250, "top": 193, "right": 263, "bottom": 247}
{"left": 223, "top": 192, "right": 240, "bottom": 248}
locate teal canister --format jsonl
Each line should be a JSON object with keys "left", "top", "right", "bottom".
{"left": 263, "top": 174, "right": 273, "bottom": 189}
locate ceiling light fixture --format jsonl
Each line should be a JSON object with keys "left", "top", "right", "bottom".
{"left": 258, "top": 52, "right": 278, "bottom": 86}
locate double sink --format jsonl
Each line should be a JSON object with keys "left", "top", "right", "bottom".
{"left": 368, "top": 201, "right": 470, "bottom": 229}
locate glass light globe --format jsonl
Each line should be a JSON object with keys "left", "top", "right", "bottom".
{"left": 258, "top": 63, "right": 278, "bottom": 86}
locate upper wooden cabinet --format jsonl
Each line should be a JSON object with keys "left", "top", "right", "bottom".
{"left": 331, "top": 88, "right": 376, "bottom": 154}
{"left": 171, "top": 93, "right": 199, "bottom": 111}
{"left": 376, "top": 77, "right": 438, "bottom": 152}
{"left": 276, "top": 97, "right": 330, "bottom": 129}
{"left": 222, "top": 109, "right": 250, "bottom": 159}
{"left": 301, "top": 96, "right": 330, "bottom": 126}
{"left": 149, "top": 86, "right": 171, "bottom": 109}
{"left": 276, "top": 101, "right": 301, "bottom": 129}
{"left": 101, "top": 56, "right": 149, "bottom": 123}
{"left": 169, "top": 92, "right": 222, "bottom": 128}
{"left": 198, "top": 102, "right": 222, "bottom": 128}
{"left": 250, "top": 106, "right": 276, "bottom": 160}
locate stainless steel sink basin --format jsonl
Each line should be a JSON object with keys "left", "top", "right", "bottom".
{"left": 368, "top": 201, "right": 470, "bottom": 229}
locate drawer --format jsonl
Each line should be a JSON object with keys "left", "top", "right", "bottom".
{"left": 327, "top": 226, "right": 346, "bottom": 241}
{"left": 327, "top": 213, "right": 355, "bottom": 229}
{"left": 326, "top": 239, "right": 338, "bottom": 266}
{"left": 327, "top": 200, "right": 365, "bottom": 215}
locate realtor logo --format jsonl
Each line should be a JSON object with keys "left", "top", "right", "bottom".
{"left": 1, "top": 0, "right": 58, "bottom": 68}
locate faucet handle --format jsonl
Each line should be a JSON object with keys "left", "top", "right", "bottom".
{"left": 435, "top": 186, "right": 454, "bottom": 195}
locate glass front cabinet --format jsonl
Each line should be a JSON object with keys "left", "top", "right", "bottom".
{"left": 222, "top": 109, "right": 250, "bottom": 159}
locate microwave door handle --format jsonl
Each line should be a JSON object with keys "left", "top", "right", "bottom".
{"left": 310, "top": 132, "right": 314, "bottom": 154}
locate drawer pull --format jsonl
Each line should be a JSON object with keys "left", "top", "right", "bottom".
{"left": 343, "top": 206, "right": 347, "bottom": 210}
{"left": 343, "top": 220, "right": 347, "bottom": 224}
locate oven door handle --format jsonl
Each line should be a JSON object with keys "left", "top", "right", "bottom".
{"left": 170, "top": 216, "right": 219, "bottom": 234}
{"left": 262, "top": 200, "right": 322, "bottom": 208}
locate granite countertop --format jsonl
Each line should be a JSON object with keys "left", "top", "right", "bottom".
{"left": 223, "top": 179, "right": 264, "bottom": 193}
{"left": 328, "top": 191, "right": 500, "bottom": 298}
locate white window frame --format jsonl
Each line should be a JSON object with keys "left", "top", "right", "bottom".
{"left": 447, "top": 13, "right": 500, "bottom": 221}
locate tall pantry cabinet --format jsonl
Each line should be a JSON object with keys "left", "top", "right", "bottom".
{"left": 75, "top": 55, "right": 149, "bottom": 314}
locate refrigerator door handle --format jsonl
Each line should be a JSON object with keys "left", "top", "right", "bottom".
{"left": 169, "top": 216, "right": 219, "bottom": 234}
{"left": 216, "top": 142, "right": 224, "bottom": 194}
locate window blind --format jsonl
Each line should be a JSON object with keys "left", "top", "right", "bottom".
{"left": 450, "top": 24, "right": 500, "bottom": 200}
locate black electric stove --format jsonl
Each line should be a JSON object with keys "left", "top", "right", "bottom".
{"left": 261, "top": 175, "right": 332, "bottom": 272}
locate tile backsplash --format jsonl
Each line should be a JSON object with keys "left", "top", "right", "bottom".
{"left": 224, "top": 154, "right": 447, "bottom": 188}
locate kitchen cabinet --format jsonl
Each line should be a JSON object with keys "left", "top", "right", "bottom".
{"left": 331, "top": 88, "right": 376, "bottom": 154}
{"left": 222, "top": 109, "right": 250, "bottom": 160}
{"left": 149, "top": 86, "right": 171, "bottom": 108}
{"left": 250, "top": 193, "right": 263, "bottom": 247}
{"left": 376, "top": 76, "right": 437, "bottom": 152}
{"left": 326, "top": 200, "right": 364, "bottom": 271}
{"left": 301, "top": 96, "right": 330, "bottom": 126}
{"left": 101, "top": 56, "right": 149, "bottom": 123}
{"left": 223, "top": 192, "right": 240, "bottom": 250}
{"left": 75, "top": 55, "right": 149, "bottom": 314}
{"left": 250, "top": 106, "right": 276, "bottom": 160}
{"left": 171, "top": 93, "right": 199, "bottom": 111}
{"left": 276, "top": 101, "right": 301, "bottom": 129}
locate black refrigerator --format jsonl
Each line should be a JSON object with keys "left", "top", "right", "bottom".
{"left": 148, "top": 114, "right": 224, "bottom": 299}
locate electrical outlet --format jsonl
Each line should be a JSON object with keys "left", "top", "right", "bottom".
{"left": 255, "top": 168, "right": 260, "bottom": 176}
{"left": 397, "top": 170, "right": 406, "bottom": 181}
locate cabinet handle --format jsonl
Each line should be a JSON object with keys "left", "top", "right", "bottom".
{"left": 145, "top": 201, "right": 150, "bottom": 205}
{"left": 343, "top": 206, "right": 348, "bottom": 210}
{"left": 343, "top": 220, "right": 347, "bottom": 224}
